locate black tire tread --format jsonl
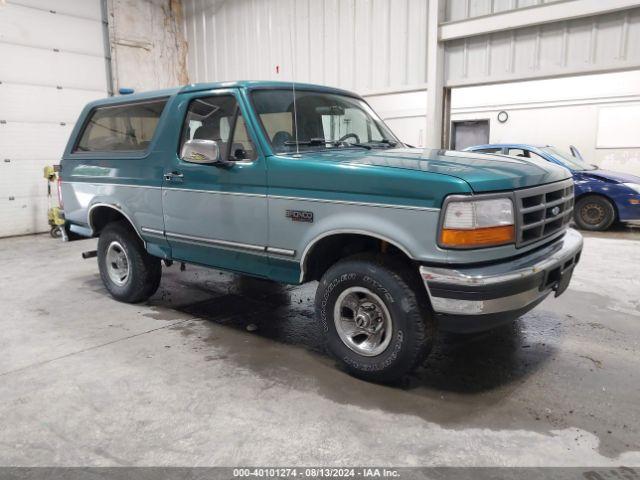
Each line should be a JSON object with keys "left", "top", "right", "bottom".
{"left": 97, "top": 221, "right": 161, "bottom": 303}
{"left": 316, "top": 253, "right": 434, "bottom": 383}
{"left": 358, "top": 254, "right": 434, "bottom": 374}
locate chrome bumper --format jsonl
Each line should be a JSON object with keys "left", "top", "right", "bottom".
{"left": 419, "top": 229, "right": 583, "bottom": 319}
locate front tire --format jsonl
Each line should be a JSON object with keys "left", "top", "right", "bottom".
{"left": 574, "top": 195, "right": 615, "bottom": 231}
{"left": 97, "top": 221, "right": 161, "bottom": 303}
{"left": 315, "top": 255, "right": 434, "bottom": 383}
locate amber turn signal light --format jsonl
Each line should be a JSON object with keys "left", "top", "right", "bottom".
{"left": 440, "top": 225, "right": 515, "bottom": 248}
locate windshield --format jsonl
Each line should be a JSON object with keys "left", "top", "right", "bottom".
{"left": 251, "top": 89, "right": 401, "bottom": 153}
{"left": 541, "top": 146, "right": 596, "bottom": 171}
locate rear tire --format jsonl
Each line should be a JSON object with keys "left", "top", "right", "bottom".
{"left": 574, "top": 195, "right": 615, "bottom": 231}
{"left": 97, "top": 221, "right": 161, "bottom": 303}
{"left": 315, "top": 254, "right": 434, "bottom": 383}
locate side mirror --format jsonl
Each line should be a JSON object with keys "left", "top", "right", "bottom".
{"left": 180, "top": 139, "right": 221, "bottom": 165}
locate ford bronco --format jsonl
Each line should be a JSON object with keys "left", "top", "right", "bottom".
{"left": 60, "top": 81, "right": 583, "bottom": 382}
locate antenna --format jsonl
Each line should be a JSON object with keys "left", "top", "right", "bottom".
{"left": 289, "top": 17, "right": 300, "bottom": 155}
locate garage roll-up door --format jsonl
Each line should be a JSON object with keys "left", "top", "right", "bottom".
{"left": 0, "top": 0, "right": 109, "bottom": 237}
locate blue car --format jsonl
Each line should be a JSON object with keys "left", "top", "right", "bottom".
{"left": 465, "top": 144, "right": 640, "bottom": 231}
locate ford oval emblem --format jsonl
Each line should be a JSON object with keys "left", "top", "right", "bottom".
{"left": 551, "top": 206, "right": 561, "bottom": 216}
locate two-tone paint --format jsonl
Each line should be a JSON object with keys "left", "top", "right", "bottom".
{"left": 61, "top": 81, "right": 573, "bottom": 288}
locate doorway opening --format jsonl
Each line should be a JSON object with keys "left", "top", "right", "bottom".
{"left": 451, "top": 119, "right": 490, "bottom": 150}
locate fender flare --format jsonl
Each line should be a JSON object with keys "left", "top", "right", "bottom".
{"left": 87, "top": 202, "right": 146, "bottom": 246}
{"left": 299, "top": 228, "right": 414, "bottom": 282}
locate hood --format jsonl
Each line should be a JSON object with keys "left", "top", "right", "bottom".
{"left": 576, "top": 169, "right": 640, "bottom": 184}
{"left": 313, "top": 148, "right": 570, "bottom": 192}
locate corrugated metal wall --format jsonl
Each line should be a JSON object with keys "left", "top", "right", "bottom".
{"left": 183, "top": 0, "right": 640, "bottom": 151}
{"left": 444, "top": 0, "right": 564, "bottom": 22}
{"left": 444, "top": 7, "right": 640, "bottom": 86}
{"left": 0, "top": 0, "right": 109, "bottom": 237}
{"left": 183, "top": 0, "right": 428, "bottom": 93}
{"left": 185, "top": 1, "right": 640, "bottom": 91}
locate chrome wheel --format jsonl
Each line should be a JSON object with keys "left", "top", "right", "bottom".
{"left": 105, "top": 241, "right": 130, "bottom": 286}
{"left": 334, "top": 287, "right": 393, "bottom": 357}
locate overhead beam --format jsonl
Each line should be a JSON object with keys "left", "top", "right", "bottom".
{"left": 440, "top": 0, "right": 640, "bottom": 41}
{"left": 445, "top": 60, "right": 640, "bottom": 88}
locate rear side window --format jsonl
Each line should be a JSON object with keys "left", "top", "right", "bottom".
{"left": 75, "top": 99, "right": 167, "bottom": 152}
{"left": 508, "top": 148, "right": 530, "bottom": 158}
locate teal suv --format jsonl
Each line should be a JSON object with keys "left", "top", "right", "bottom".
{"left": 60, "top": 81, "right": 583, "bottom": 382}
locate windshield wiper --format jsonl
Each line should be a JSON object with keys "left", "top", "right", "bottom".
{"left": 284, "top": 138, "right": 372, "bottom": 150}
{"left": 342, "top": 143, "right": 371, "bottom": 150}
{"left": 369, "top": 139, "right": 398, "bottom": 148}
{"left": 284, "top": 138, "right": 328, "bottom": 147}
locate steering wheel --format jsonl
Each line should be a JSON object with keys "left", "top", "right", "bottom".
{"left": 337, "top": 133, "right": 360, "bottom": 144}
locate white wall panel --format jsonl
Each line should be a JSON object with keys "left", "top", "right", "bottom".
{"left": 184, "top": 0, "right": 429, "bottom": 93}
{"left": 0, "top": 44, "right": 107, "bottom": 91}
{"left": 0, "top": 159, "right": 53, "bottom": 199}
{"left": 0, "top": 84, "right": 104, "bottom": 123}
{"left": 596, "top": 104, "right": 640, "bottom": 148}
{"left": 0, "top": 2, "right": 104, "bottom": 56}
{"left": 0, "top": 0, "right": 107, "bottom": 237}
{"left": 385, "top": 117, "right": 426, "bottom": 147}
{"left": 0, "top": 122, "right": 73, "bottom": 236}
{"left": 365, "top": 90, "right": 427, "bottom": 146}
{"left": 8, "top": 0, "right": 102, "bottom": 20}
{"left": 407, "top": 0, "right": 428, "bottom": 86}
{"left": 0, "top": 122, "right": 75, "bottom": 160}
{"left": 0, "top": 196, "right": 51, "bottom": 237}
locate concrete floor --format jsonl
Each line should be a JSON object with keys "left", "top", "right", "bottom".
{"left": 1, "top": 229, "right": 639, "bottom": 467}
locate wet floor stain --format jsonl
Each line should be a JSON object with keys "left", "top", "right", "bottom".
{"left": 7, "top": 232, "right": 640, "bottom": 464}
{"left": 86, "top": 264, "right": 640, "bottom": 458}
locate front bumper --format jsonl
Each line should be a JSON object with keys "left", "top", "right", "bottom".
{"left": 419, "top": 228, "right": 583, "bottom": 333}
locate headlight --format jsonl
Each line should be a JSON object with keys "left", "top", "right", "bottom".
{"left": 440, "top": 197, "right": 515, "bottom": 248}
{"left": 622, "top": 183, "right": 640, "bottom": 194}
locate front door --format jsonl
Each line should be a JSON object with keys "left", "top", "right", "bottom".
{"left": 161, "top": 89, "right": 268, "bottom": 276}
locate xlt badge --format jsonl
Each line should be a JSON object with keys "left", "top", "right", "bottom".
{"left": 286, "top": 209, "right": 314, "bottom": 223}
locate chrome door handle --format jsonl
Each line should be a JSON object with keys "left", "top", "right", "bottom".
{"left": 164, "top": 172, "right": 184, "bottom": 181}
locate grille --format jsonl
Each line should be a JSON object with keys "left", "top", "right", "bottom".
{"left": 514, "top": 179, "right": 574, "bottom": 247}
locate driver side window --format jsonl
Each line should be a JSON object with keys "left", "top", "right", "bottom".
{"left": 180, "top": 95, "right": 257, "bottom": 161}
{"left": 230, "top": 114, "right": 256, "bottom": 161}
{"left": 508, "top": 148, "right": 529, "bottom": 158}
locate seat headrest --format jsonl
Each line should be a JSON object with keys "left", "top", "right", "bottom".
{"left": 193, "top": 124, "right": 220, "bottom": 141}
{"left": 272, "top": 131, "right": 292, "bottom": 150}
